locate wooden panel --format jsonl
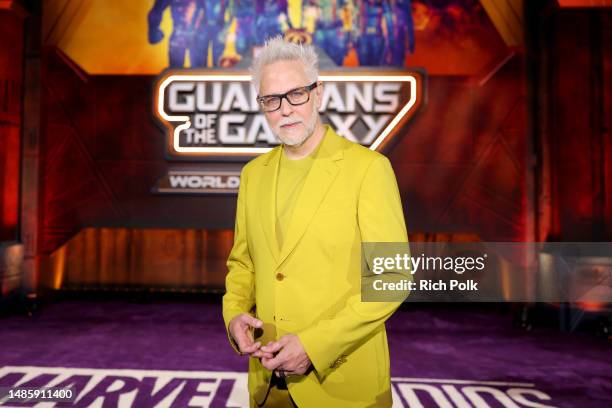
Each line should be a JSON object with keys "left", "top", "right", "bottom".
{"left": 45, "top": 228, "right": 234, "bottom": 289}
{"left": 604, "top": 11, "right": 612, "bottom": 238}
{"left": 0, "top": 9, "right": 24, "bottom": 242}
{"left": 551, "top": 10, "right": 608, "bottom": 239}
{"left": 42, "top": 228, "right": 479, "bottom": 291}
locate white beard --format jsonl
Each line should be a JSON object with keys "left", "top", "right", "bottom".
{"left": 275, "top": 113, "right": 319, "bottom": 147}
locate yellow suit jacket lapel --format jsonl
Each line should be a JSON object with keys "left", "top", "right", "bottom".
{"left": 259, "top": 147, "right": 281, "bottom": 263}
{"left": 278, "top": 127, "right": 344, "bottom": 267}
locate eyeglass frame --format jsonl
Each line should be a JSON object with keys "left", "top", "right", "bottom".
{"left": 256, "top": 82, "right": 319, "bottom": 112}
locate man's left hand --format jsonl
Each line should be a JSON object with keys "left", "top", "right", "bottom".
{"left": 260, "top": 334, "right": 311, "bottom": 376}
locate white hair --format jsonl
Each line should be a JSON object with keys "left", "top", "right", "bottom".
{"left": 250, "top": 36, "right": 319, "bottom": 94}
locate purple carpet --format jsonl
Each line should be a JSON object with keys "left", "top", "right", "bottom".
{"left": 0, "top": 301, "right": 610, "bottom": 407}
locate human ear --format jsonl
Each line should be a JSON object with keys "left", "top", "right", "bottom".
{"left": 315, "top": 81, "right": 323, "bottom": 109}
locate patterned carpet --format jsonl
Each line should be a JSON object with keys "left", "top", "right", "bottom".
{"left": 0, "top": 300, "right": 610, "bottom": 407}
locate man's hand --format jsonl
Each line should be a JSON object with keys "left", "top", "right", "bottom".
{"left": 260, "top": 334, "right": 312, "bottom": 376}
{"left": 228, "top": 314, "right": 267, "bottom": 356}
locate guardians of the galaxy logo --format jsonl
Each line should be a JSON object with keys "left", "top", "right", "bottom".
{"left": 153, "top": 72, "right": 423, "bottom": 158}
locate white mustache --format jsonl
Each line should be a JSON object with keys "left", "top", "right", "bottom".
{"left": 278, "top": 118, "right": 301, "bottom": 127}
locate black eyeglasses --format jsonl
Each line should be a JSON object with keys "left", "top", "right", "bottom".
{"left": 256, "top": 82, "right": 318, "bottom": 112}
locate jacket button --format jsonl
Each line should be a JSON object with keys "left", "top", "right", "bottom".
{"left": 276, "top": 272, "right": 285, "bottom": 281}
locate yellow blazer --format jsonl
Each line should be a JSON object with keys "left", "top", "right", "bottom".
{"left": 223, "top": 126, "right": 408, "bottom": 407}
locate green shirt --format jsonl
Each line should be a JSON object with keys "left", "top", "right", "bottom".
{"left": 275, "top": 148, "right": 315, "bottom": 249}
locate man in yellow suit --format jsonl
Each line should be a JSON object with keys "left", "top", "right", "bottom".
{"left": 223, "top": 36, "right": 409, "bottom": 407}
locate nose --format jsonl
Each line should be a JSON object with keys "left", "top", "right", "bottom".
{"left": 279, "top": 97, "right": 294, "bottom": 116}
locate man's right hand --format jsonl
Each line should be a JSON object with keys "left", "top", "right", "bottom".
{"left": 228, "top": 314, "right": 272, "bottom": 358}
